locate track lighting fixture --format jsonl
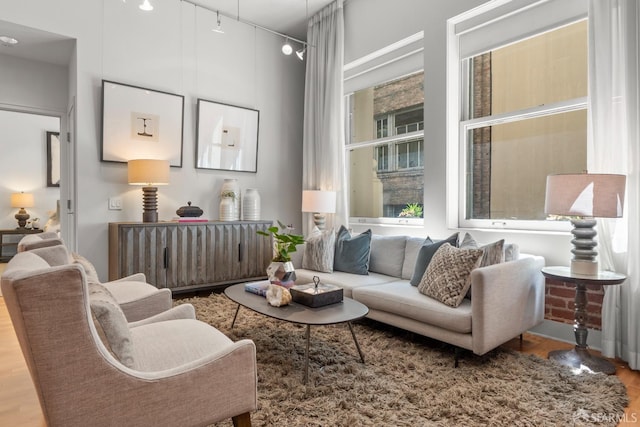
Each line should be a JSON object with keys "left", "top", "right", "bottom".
{"left": 282, "top": 38, "right": 293, "bottom": 55}
{"left": 213, "top": 11, "right": 224, "bottom": 33}
{"left": 139, "top": 0, "right": 153, "bottom": 11}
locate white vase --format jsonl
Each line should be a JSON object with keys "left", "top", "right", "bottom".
{"left": 242, "top": 188, "right": 261, "bottom": 220}
{"left": 220, "top": 178, "right": 240, "bottom": 220}
{"left": 219, "top": 197, "right": 235, "bottom": 221}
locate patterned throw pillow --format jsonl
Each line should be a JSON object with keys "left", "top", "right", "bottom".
{"left": 89, "top": 282, "right": 135, "bottom": 368}
{"left": 302, "top": 227, "right": 336, "bottom": 273}
{"left": 459, "top": 233, "right": 505, "bottom": 268}
{"left": 409, "top": 233, "right": 459, "bottom": 286}
{"left": 418, "top": 243, "right": 483, "bottom": 308}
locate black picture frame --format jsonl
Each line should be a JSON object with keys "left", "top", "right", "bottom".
{"left": 195, "top": 98, "right": 259, "bottom": 173}
{"left": 101, "top": 80, "right": 184, "bottom": 167}
{"left": 46, "top": 131, "right": 60, "bottom": 187}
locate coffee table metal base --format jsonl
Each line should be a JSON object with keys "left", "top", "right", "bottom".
{"left": 230, "top": 304, "right": 366, "bottom": 384}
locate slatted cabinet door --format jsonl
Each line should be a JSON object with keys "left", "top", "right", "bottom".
{"left": 109, "top": 221, "right": 273, "bottom": 293}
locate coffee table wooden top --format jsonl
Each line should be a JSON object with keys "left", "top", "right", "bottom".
{"left": 224, "top": 283, "right": 369, "bottom": 326}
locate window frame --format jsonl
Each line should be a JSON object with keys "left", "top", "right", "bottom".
{"left": 446, "top": 0, "right": 588, "bottom": 233}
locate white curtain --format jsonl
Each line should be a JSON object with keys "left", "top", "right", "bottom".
{"left": 588, "top": 0, "right": 640, "bottom": 370}
{"left": 302, "top": 0, "right": 347, "bottom": 235}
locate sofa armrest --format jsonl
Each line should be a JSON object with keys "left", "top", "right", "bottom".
{"left": 469, "top": 255, "right": 545, "bottom": 355}
{"left": 128, "top": 304, "right": 196, "bottom": 327}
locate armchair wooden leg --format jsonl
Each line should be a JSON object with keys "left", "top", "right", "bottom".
{"left": 232, "top": 412, "right": 252, "bottom": 427}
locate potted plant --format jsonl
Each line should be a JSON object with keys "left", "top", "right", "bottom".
{"left": 257, "top": 221, "right": 305, "bottom": 286}
{"left": 399, "top": 203, "right": 423, "bottom": 218}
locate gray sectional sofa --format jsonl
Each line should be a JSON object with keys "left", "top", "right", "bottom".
{"left": 292, "top": 233, "right": 545, "bottom": 360}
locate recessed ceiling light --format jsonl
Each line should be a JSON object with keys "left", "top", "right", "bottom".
{"left": 0, "top": 35, "right": 19, "bottom": 46}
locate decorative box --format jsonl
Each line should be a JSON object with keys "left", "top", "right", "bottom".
{"left": 290, "top": 282, "right": 343, "bottom": 308}
{"left": 176, "top": 201, "right": 203, "bottom": 217}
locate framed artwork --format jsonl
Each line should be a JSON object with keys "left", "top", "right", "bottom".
{"left": 195, "top": 99, "right": 259, "bottom": 173}
{"left": 101, "top": 80, "right": 184, "bottom": 167}
{"left": 46, "top": 131, "right": 60, "bottom": 187}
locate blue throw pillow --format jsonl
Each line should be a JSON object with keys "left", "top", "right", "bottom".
{"left": 409, "top": 232, "right": 459, "bottom": 286}
{"left": 333, "top": 226, "right": 372, "bottom": 275}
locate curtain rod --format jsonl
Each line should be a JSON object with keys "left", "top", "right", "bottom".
{"left": 180, "top": 0, "right": 308, "bottom": 47}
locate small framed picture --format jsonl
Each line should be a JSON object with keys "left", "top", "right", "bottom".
{"left": 46, "top": 131, "right": 60, "bottom": 187}
{"left": 101, "top": 80, "right": 184, "bottom": 167}
{"left": 196, "top": 99, "right": 259, "bottom": 173}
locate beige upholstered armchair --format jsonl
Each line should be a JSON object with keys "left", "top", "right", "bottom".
{"left": 16, "top": 235, "right": 173, "bottom": 322}
{"left": 1, "top": 250, "right": 258, "bottom": 427}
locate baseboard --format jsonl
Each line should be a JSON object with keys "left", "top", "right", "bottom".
{"left": 528, "top": 319, "right": 603, "bottom": 352}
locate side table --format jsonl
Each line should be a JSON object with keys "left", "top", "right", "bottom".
{"left": 541, "top": 266, "right": 626, "bottom": 374}
{"left": 0, "top": 228, "right": 43, "bottom": 262}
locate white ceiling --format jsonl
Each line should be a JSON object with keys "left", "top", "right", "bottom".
{"left": 0, "top": 0, "right": 334, "bottom": 67}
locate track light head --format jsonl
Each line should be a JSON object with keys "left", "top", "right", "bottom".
{"left": 139, "top": 0, "right": 153, "bottom": 11}
{"left": 296, "top": 46, "right": 306, "bottom": 60}
{"left": 282, "top": 38, "right": 293, "bottom": 55}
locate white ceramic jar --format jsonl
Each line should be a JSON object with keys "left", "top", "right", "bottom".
{"left": 242, "top": 188, "right": 261, "bottom": 220}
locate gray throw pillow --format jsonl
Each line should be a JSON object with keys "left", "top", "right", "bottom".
{"left": 71, "top": 252, "right": 101, "bottom": 284}
{"left": 302, "top": 227, "right": 336, "bottom": 273}
{"left": 89, "top": 282, "right": 135, "bottom": 368}
{"left": 459, "top": 233, "right": 505, "bottom": 268}
{"left": 418, "top": 243, "right": 483, "bottom": 308}
{"left": 409, "top": 233, "right": 458, "bottom": 286}
{"left": 334, "top": 226, "right": 372, "bottom": 275}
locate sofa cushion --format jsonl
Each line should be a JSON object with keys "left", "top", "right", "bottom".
{"left": 418, "top": 243, "right": 483, "bottom": 308}
{"left": 334, "top": 226, "right": 372, "bottom": 275}
{"left": 409, "top": 233, "right": 458, "bottom": 286}
{"left": 294, "top": 268, "right": 396, "bottom": 298}
{"left": 302, "top": 227, "right": 336, "bottom": 273}
{"left": 402, "top": 237, "right": 430, "bottom": 280}
{"left": 369, "top": 235, "right": 407, "bottom": 278}
{"left": 89, "top": 282, "right": 135, "bottom": 368}
{"left": 352, "top": 280, "right": 472, "bottom": 334}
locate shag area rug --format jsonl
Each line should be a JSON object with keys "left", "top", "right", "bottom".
{"left": 176, "top": 293, "right": 628, "bottom": 426}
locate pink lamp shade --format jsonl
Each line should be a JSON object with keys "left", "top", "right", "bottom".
{"left": 544, "top": 173, "right": 626, "bottom": 218}
{"left": 544, "top": 173, "right": 626, "bottom": 276}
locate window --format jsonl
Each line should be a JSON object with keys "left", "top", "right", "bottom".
{"left": 448, "top": 0, "right": 588, "bottom": 230}
{"left": 346, "top": 72, "right": 424, "bottom": 221}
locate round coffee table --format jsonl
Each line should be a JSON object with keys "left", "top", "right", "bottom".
{"left": 224, "top": 283, "right": 369, "bottom": 384}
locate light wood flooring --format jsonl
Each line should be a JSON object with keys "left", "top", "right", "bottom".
{"left": 0, "top": 295, "right": 639, "bottom": 426}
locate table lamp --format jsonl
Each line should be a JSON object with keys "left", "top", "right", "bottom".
{"left": 302, "top": 190, "right": 336, "bottom": 230}
{"left": 128, "top": 159, "right": 170, "bottom": 223}
{"left": 11, "top": 192, "right": 34, "bottom": 229}
{"left": 544, "top": 173, "right": 626, "bottom": 276}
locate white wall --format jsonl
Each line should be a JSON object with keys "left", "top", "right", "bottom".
{"left": 2, "top": 0, "right": 306, "bottom": 279}
{"left": 343, "top": 0, "right": 573, "bottom": 268}
{"left": 0, "top": 110, "right": 60, "bottom": 229}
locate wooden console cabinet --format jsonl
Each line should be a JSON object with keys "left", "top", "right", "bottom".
{"left": 109, "top": 221, "right": 273, "bottom": 293}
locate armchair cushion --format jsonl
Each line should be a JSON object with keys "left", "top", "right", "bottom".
{"left": 89, "top": 282, "right": 135, "bottom": 368}
{"left": 29, "top": 244, "right": 70, "bottom": 267}
{"left": 418, "top": 243, "right": 483, "bottom": 308}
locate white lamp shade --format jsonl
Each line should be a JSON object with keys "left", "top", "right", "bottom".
{"left": 302, "top": 190, "right": 337, "bottom": 214}
{"left": 11, "top": 192, "right": 34, "bottom": 208}
{"left": 128, "top": 159, "right": 170, "bottom": 185}
{"left": 544, "top": 173, "right": 626, "bottom": 218}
